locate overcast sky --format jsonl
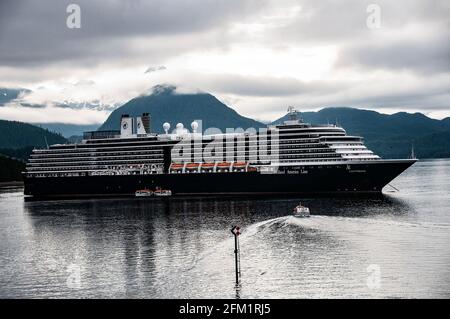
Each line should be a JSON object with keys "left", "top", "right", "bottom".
{"left": 0, "top": 0, "right": 449, "bottom": 124}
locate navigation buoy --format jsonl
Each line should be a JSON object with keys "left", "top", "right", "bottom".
{"left": 231, "top": 226, "right": 241, "bottom": 285}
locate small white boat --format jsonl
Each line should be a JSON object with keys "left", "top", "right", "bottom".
{"left": 154, "top": 188, "right": 172, "bottom": 197}
{"left": 135, "top": 189, "right": 153, "bottom": 197}
{"left": 293, "top": 203, "right": 310, "bottom": 218}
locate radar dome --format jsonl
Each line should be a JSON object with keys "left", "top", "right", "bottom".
{"left": 163, "top": 122, "right": 170, "bottom": 133}
{"left": 191, "top": 121, "right": 199, "bottom": 132}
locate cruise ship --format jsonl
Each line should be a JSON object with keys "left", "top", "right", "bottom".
{"left": 23, "top": 108, "right": 416, "bottom": 197}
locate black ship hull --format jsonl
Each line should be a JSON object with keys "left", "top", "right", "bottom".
{"left": 24, "top": 160, "right": 416, "bottom": 198}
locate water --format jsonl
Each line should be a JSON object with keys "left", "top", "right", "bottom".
{"left": 0, "top": 159, "right": 449, "bottom": 298}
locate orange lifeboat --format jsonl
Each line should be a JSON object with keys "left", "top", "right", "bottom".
{"left": 185, "top": 163, "right": 200, "bottom": 173}
{"left": 216, "top": 162, "right": 231, "bottom": 167}
{"left": 169, "top": 163, "right": 184, "bottom": 173}
{"left": 200, "top": 163, "right": 215, "bottom": 172}
{"left": 233, "top": 162, "right": 247, "bottom": 167}
{"left": 216, "top": 162, "right": 231, "bottom": 173}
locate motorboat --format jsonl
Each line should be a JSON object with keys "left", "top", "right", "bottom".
{"left": 293, "top": 203, "right": 310, "bottom": 218}
{"left": 154, "top": 187, "right": 172, "bottom": 197}
{"left": 135, "top": 189, "right": 153, "bottom": 197}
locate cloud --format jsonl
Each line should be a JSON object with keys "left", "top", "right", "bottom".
{"left": 0, "top": 0, "right": 268, "bottom": 67}
{"left": 0, "top": 87, "right": 30, "bottom": 106}
{"left": 0, "top": 104, "right": 109, "bottom": 124}
{"left": 144, "top": 66, "right": 167, "bottom": 74}
{"left": 74, "top": 80, "right": 95, "bottom": 87}
{"left": 173, "top": 73, "right": 343, "bottom": 97}
{"left": 0, "top": 0, "right": 449, "bottom": 124}
{"left": 259, "top": 0, "right": 449, "bottom": 45}
{"left": 336, "top": 27, "right": 450, "bottom": 75}
{"left": 208, "top": 71, "right": 450, "bottom": 121}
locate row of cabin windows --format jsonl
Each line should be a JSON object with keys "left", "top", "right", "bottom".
{"left": 32, "top": 145, "right": 333, "bottom": 160}
{"left": 278, "top": 158, "right": 373, "bottom": 163}
{"left": 29, "top": 154, "right": 164, "bottom": 164}
{"left": 36, "top": 144, "right": 170, "bottom": 154}
{"left": 278, "top": 133, "right": 345, "bottom": 139}
{"left": 49, "top": 140, "right": 177, "bottom": 150}
{"left": 35, "top": 137, "right": 350, "bottom": 156}
{"left": 280, "top": 154, "right": 341, "bottom": 159}
{"left": 32, "top": 148, "right": 164, "bottom": 157}
{"left": 27, "top": 161, "right": 163, "bottom": 171}
{"left": 29, "top": 150, "right": 371, "bottom": 169}
{"left": 49, "top": 150, "right": 164, "bottom": 157}
{"left": 276, "top": 144, "right": 327, "bottom": 149}
{"left": 281, "top": 149, "right": 335, "bottom": 154}
{"left": 28, "top": 170, "right": 159, "bottom": 178}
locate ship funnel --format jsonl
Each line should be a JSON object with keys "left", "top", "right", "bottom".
{"left": 136, "top": 117, "right": 146, "bottom": 135}
{"left": 120, "top": 114, "right": 133, "bottom": 137}
{"left": 142, "top": 113, "right": 150, "bottom": 133}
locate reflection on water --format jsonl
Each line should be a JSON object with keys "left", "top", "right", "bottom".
{"left": 0, "top": 159, "right": 449, "bottom": 298}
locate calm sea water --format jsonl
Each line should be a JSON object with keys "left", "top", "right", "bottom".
{"left": 1, "top": 159, "right": 449, "bottom": 298}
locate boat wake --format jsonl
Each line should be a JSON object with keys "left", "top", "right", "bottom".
{"left": 284, "top": 215, "right": 450, "bottom": 230}
{"left": 280, "top": 215, "right": 450, "bottom": 251}
{"left": 241, "top": 216, "right": 289, "bottom": 239}
{"left": 184, "top": 214, "right": 450, "bottom": 274}
{"left": 183, "top": 216, "right": 288, "bottom": 272}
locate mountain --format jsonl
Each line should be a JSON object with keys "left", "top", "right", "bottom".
{"left": 99, "top": 85, "right": 265, "bottom": 133}
{"left": 67, "top": 135, "right": 83, "bottom": 143}
{"left": 442, "top": 117, "right": 450, "bottom": 126}
{"left": 98, "top": 85, "right": 449, "bottom": 159}
{"left": 0, "top": 120, "right": 67, "bottom": 149}
{"left": 0, "top": 121, "right": 67, "bottom": 181}
{"left": 0, "top": 87, "right": 30, "bottom": 106}
{"left": 272, "top": 107, "right": 450, "bottom": 159}
{"left": 414, "top": 130, "right": 450, "bottom": 158}
{"left": 0, "top": 146, "right": 35, "bottom": 162}
{"left": 37, "top": 123, "right": 100, "bottom": 138}
{"left": 0, "top": 155, "right": 25, "bottom": 182}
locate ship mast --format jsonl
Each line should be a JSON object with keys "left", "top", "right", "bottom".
{"left": 411, "top": 143, "right": 416, "bottom": 159}
{"left": 286, "top": 106, "right": 303, "bottom": 123}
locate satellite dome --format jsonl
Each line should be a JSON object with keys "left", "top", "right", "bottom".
{"left": 176, "top": 123, "right": 184, "bottom": 130}
{"left": 163, "top": 122, "right": 170, "bottom": 133}
{"left": 191, "top": 121, "right": 199, "bottom": 132}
